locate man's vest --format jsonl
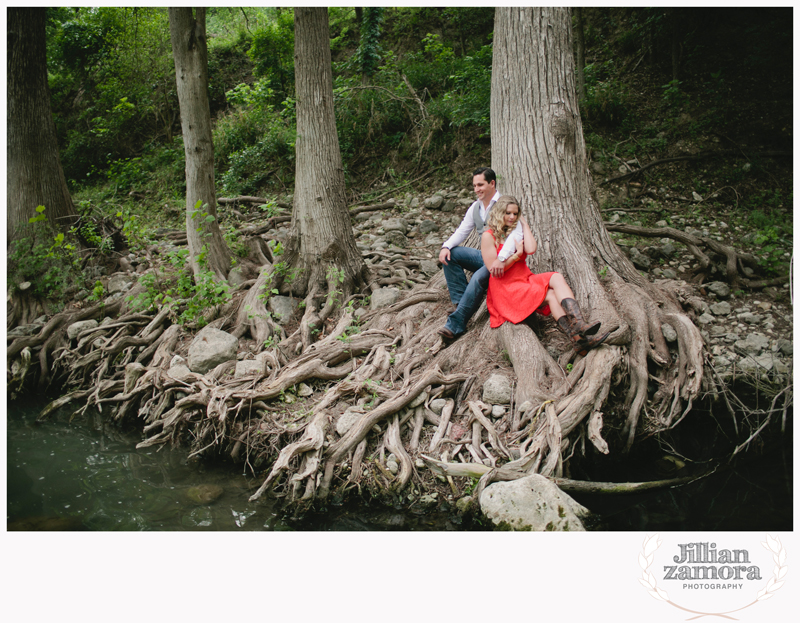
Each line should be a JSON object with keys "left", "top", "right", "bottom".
{"left": 471, "top": 199, "right": 496, "bottom": 235}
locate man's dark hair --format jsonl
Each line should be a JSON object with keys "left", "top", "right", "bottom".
{"left": 473, "top": 167, "right": 496, "bottom": 185}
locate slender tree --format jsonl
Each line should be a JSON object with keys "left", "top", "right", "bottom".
{"left": 282, "top": 7, "right": 368, "bottom": 348}
{"left": 7, "top": 8, "right": 77, "bottom": 245}
{"left": 490, "top": 7, "right": 703, "bottom": 453}
{"left": 168, "top": 7, "right": 231, "bottom": 280}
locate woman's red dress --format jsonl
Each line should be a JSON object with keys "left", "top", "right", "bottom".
{"left": 485, "top": 229, "right": 556, "bottom": 328}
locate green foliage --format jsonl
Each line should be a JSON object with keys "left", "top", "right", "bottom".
{"left": 744, "top": 190, "right": 792, "bottom": 275}
{"left": 87, "top": 280, "right": 106, "bottom": 303}
{"left": 247, "top": 10, "right": 294, "bottom": 105}
{"left": 581, "top": 61, "right": 629, "bottom": 128}
{"left": 8, "top": 207, "right": 83, "bottom": 302}
{"left": 356, "top": 7, "right": 384, "bottom": 79}
{"left": 127, "top": 249, "right": 231, "bottom": 327}
{"left": 661, "top": 79, "right": 688, "bottom": 108}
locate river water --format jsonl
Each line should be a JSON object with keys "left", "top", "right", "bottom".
{"left": 6, "top": 396, "right": 792, "bottom": 531}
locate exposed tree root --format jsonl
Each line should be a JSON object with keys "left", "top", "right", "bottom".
{"left": 605, "top": 221, "right": 787, "bottom": 289}
{"left": 11, "top": 236, "right": 721, "bottom": 513}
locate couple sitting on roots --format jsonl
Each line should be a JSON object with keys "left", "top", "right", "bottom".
{"left": 438, "top": 167, "right": 608, "bottom": 356}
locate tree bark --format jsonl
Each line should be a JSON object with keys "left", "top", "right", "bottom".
{"left": 573, "top": 8, "right": 586, "bottom": 102}
{"left": 283, "top": 8, "right": 367, "bottom": 320}
{"left": 7, "top": 8, "right": 77, "bottom": 246}
{"left": 491, "top": 7, "right": 703, "bottom": 451}
{"left": 169, "top": 7, "right": 231, "bottom": 280}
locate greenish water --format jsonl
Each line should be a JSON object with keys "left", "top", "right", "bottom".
{"left": 6, "top": 397, "right": 792, "bottom": 531}
{"left": 6, "top": 399, "right": 288, "bottom": 531}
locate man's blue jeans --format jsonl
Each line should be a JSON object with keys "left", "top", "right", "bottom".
{"left": 442, "top": 246, "right": 489, "bottom": 336}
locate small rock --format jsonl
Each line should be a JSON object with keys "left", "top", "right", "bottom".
{"left": 419, "top": 220, "right": 438, "bottom": 234}
{"left": 370, "top": 287, "right": 401, "bottom": 310}
{"left": 419, "top": 259, "right": 439, "bottom": 276}
{"left": 697, "top": 313, "right": 715, "bottom": 325}
{"left": 108, "top": 274, "right": 134, "bottom": 294}
{"left": 67, "top": 319, "right": 99, "bottom": 340}
{"left": 297, "top": 383, "right": 313, "bottom": 397}
{"left": 734, "top": 333, "right": 770, "bottom": 356}
{"left": 661, "top": 323, "right": 678, "bottom": 343}
{"left": 738, "top": 353, "right": 774, "bottom": 373}
{"left": 187, "top": 327, "right": 239, "bottom": 374}
{"left": 777, "top": 339, "right": 793, "bottom": 356}
{"left": 709, "top": 301, "right": 732, "bottom": 316}
{"left": 430, "top": 398, "right": 447, "bottom": 415}
{"left": 424, "top": 194, "right": 444, "bottom": 209}
{"left": 482, "top": 374, "right": 512, "bottom": 405}
{"left": 186, "top": 484, "right": 224, "bottom": 505}
{"left": 491, "top": 405, "right": 506, "bottom": 418}
{"left": 737, "top": 312, "right": 760, "bottom": 325}
{"left": 336, "top": 406, "right": 366, "bottom": 436}
{"left": 235, "top": 359, "right": 264, "bottom": 378}
{"left": 268, "top": 295, "right": 297, "bottom": 324}
{"left": 661, "top": 268, "right": 678, "bottom": 279}
{"left": 706, "top": 282, "right": 731, "bottom": 298}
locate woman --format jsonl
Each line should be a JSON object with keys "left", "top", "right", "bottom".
{"left": 481, "top": 195, "right": 608, "bottom": 356}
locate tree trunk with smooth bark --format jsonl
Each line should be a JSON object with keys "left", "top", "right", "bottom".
{"left": 169, "top": 7, "right": 231, "bottom": 280}
{"left": 7, "top": 8, "right": 77, "bottom": 246}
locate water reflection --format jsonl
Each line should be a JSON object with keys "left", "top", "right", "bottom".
{"left": 7, "top": 399, "right": 286, "bottom": 531}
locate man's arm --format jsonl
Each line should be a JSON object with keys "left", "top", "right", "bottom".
{"left": 497, "top": 221, "right": 523, "bottom": 261}
{"left": 441, "top": 201, "right": 478, "bottom": 254}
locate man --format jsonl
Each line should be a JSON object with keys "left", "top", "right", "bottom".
{"left": 438, "top": 167, "right": 522, "bottom": 339}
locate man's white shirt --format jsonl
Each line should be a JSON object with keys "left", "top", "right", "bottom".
{"left": 441, "top": 190, "right": 523, "bottom": 261}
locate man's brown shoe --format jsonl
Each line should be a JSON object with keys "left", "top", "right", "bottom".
{"left": 437, "top": 327, "right": 456, "bottom": 340}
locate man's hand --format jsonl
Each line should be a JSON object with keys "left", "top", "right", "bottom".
{"left": 489, "top": 258, "right": 505, "bottom": 277}
{"left": 439, "top": 247, "right": 451, "bottom": 265}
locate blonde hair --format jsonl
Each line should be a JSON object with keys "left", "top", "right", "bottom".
{"left": 486, "top": 195, "right": 520, "bottom": 246}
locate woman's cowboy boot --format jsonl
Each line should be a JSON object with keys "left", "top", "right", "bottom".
{"left": 561, "top": 298, "right": 601, "bottom": 337}
{"left": 557, "top": 315, "right": 609, "bottom": 356}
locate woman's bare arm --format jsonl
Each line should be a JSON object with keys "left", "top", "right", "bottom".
{"left": 481, "top": 231, "right": 499, "bottom": 267}
{"left": 520, "top": 215, "right": 537, "bottom": 254}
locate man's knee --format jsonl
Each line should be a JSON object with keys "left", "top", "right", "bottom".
{"left": 474, "top": 266, "right": 490, "bottom": 289}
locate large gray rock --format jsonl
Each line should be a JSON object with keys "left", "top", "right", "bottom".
{"left": 480, "top": 474, "right": 590, "bottom": 531}
{"left": 187, "top": 327, "right": 239, "bottom": 374}
{"left": 482, "top": 373, "right": 512, "bottom": 405}
{"left": 371, "top": 287, "right": 401, "bottom": 310}
{"left": 67, "top": 319, "right": 99, "bottom": 340}
{"left": 268, "top": 295, "right": 297, "bottom": 324}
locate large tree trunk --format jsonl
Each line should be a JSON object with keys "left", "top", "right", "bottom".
{"left": 7, "top": 8, "right": 77, "bottom": 246}
{"left": 283, "top": 8, "right": 368, "bottom": 345}
{"left": 491, "top": 7, "right": 704, "bottom": 451}
{"left": 169, "top": 7, "right": 231, "bottom": 280}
